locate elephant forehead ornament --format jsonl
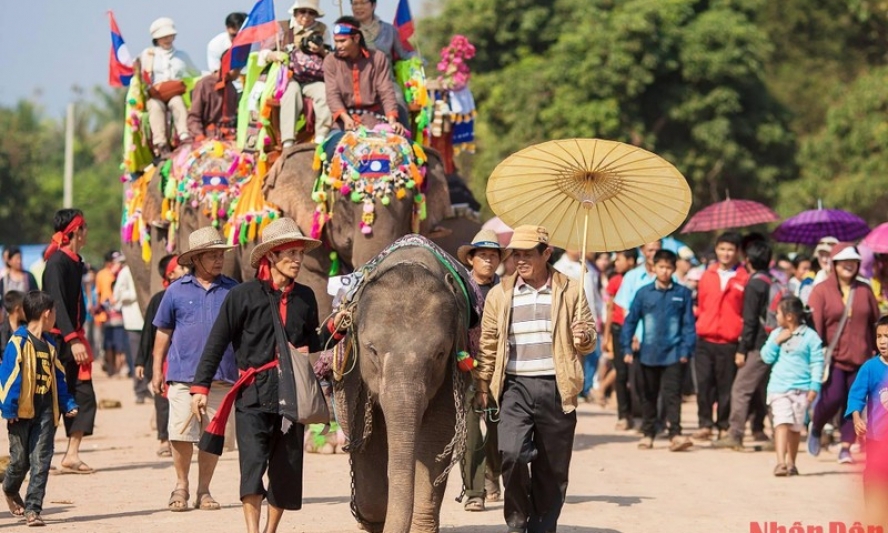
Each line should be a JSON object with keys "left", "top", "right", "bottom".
{"left": 311, "top": 127, "right": 429, "bottom": 240}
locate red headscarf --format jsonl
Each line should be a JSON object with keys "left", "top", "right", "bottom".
{"left": 256, "top": 242, "right": 305, "bottom": 284}
{"left": 163, "top": 255, "right": 180, "bottom": 288}
{"left": 44, "top": 214, "right": 85, "bottom": 260}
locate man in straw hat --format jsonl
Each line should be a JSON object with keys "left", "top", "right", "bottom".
{"left": 151, "top": 227, "right": 239, "bottom": 512}
{"left": 190, "top": 217, "right": 348, "bottom": 533}
{"left": 476, "top": 225, "right": 596, "bottom": 533}
{"left": 458, "top": 229, "right": 509, "bottom": 511}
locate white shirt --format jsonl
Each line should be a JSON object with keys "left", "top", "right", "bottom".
{"left": 140, "top": 46, "right": 199, "bottom": 84}
{"left": 206, "top": 32, "right": 231, "bottom": 73}
{"left": 112, "top": 266, "right": 144, "bottom": 331}
{"left": 717, "top": 267, "right": 738, "bottom": 291}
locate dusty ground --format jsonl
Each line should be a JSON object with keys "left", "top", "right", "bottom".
{"left": 0, "top": 374, "right": 866, "bottom": 533}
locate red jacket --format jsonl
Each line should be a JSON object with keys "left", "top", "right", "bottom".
{"left": 695, "top": 264, "right": 748, "bottom": 344}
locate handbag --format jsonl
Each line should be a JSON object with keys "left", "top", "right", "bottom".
{"left": 821, "top": 288, "right": 855, "bottom": 383}
{"left": 149, "top": 80, "right": 187, "bottom": 103}
{"left": 267, "top": 292, "right": 330, "bottom": 430}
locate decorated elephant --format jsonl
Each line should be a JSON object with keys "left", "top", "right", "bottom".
{"left": 331, "top": 237, "right": 476, "bottom": 533}
{"left": 120, "top": 133, "right": 458, "bottom": 317}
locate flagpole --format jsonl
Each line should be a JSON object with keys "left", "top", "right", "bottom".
{"left": 63, "top": 103, "right": 75, "bottom": 208}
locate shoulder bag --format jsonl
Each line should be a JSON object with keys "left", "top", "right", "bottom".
{"left": 267, "top": 292, "right": 330, "bottom": 431}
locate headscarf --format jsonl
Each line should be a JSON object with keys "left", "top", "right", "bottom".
{"left": 44, "top": 214, "right": 85, "bottom": 260}
{"left": 256, "top": 241, "right": 305, "bottom": 285}
{"left": 162, "top": 255, "right": 180, "bottom": 288}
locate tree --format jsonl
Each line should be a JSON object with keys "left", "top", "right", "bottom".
{"left": 423, "top": 0, "right": 797, "bottom": 209}
{"left": 779, "top": 66, "right": 888, "bottom": 222}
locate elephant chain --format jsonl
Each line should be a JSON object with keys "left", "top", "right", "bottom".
{"left": 433, "top": 363, "right": 468, "bottom": 487}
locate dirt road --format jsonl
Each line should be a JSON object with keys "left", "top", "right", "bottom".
{"left": 0, "top": 374, "right": 864, "bottom": 533}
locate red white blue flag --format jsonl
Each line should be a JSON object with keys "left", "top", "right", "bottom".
{"left": 393, "top": 0, "right": 415, "bottom": 53}
{"left": 107, "top": 11, "right": 133, "bottom": 87}
{"left": 219, "top": 0, "right": 277, "bottom": 83}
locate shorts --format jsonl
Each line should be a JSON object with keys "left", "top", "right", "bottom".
{"left": 167, "top": 382, "right": 236, "bottom": 449}
{"left": 102, "top": 325, "right": 129, "bottom": 353}
{"left": 767, "top": 390, "right": 809, "bottom": 432}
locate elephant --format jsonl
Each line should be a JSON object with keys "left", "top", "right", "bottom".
{"left": 121, "top": 141, "right": 459, "bottom": 317}
{"left": 332, "top": 243, "right": 473, "bottom": 533}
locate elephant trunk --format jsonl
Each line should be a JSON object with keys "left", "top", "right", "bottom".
{"left": 379, "top": 387, "right": 426, "bottom": 533}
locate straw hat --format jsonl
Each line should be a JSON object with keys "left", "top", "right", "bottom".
{"left": 150, "top": 17, "right": 177, "bottom": 40}
{"left": 249, "top": 217, "right": 321, "bottom": 268}
{"left": 457, "top": 229, "right": 510, "bottom": 266}
{"left": 507, "top": 225, "right": 550, "bottom": 250}
{"left": 290, "top": 0, "right": 325, "bottom": 17}
{"left": 178, "top": 227, "right": 235, "bottom": 267}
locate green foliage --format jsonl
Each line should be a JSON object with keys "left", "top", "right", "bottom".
{"left": 0, "top": 89, "right": 126, "bottom": 265}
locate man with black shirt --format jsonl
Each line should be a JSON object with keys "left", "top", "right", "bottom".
{"left": 190, "top": 218, "right": 347, "bottom": 533}
{"left": 42, "top": 208, "right": 97, "bottom": 474}
{"left": 714, "top": 239, "right": 776, "bottom": 449}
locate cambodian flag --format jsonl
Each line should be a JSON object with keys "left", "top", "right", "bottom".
{"left": 393, "top": 0, "right": 415, "bottom": 53}
{"left": 219, "top": 0, "right": 277, "bottom": 82}
{"left": 107, "top": 11, "right": 133, "bottom": 87}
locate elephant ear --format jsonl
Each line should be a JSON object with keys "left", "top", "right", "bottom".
{"left": 419, "top": 147, "right": 453, "bottom": 234}
{"left": 263, "top": 145, "right": 321, "bottom": 238}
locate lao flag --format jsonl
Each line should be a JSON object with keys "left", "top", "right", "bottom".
{"left": 108, "top": 11, "right": 133, "bottom": 87}
{"left": 219, "top": 0, "right": 277, "bottom": 82}
{"left": 393, "top": 0, "right": 415, "bottom": 53}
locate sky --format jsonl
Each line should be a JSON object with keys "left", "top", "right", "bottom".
{"left": 0, "top": 0, "right": 416, "bottom": 118}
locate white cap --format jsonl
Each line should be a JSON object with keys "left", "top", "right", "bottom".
{"left": 150, "top": 17, "right": 177, "bottom": 40}
{"left": 290, "top": 0, "right": 325, "bottom": 17}
{"left": 831, "top": 245, "right": 862, "bottom": 262}
{"left": 814, "top": 236, "right": 839, "bottom": 254}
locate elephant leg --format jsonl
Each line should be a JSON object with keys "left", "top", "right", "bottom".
{"left": 411, "top": 376, "right": 458, "bottom": 533}
{"left": 351, "top": 404, "right": 389, "bottom": 533}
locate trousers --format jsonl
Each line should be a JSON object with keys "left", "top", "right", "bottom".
{"left": 499, "top": 375, "right": 576, "bottom": 533}
{"left": 463, "top": 390, "right": 501, "bottom": 499}
{"left": 727, "top": 349, "right": 772, "bottom": 440}
{"left": 280, "top": 80, "right": 331, "bottom": 143}
{"left": 695, "top": 339, "right": 738, "bottom": 431}
{"left": 147, "top": 96, "right": 188, "bottom": 147}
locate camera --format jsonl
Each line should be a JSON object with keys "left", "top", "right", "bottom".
{"left": 300, "top": 33, "right": 330, "bottom": 55}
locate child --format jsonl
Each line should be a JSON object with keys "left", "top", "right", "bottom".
{"left": 845, "top": 315, "right": 888, "bottom": 527}
{"left": 0, "top": 290, "right": 26, "bottom": 353}
{"left": 0, "top": 291, "right": 78, "bottom": 526}
{"left": 622, "top": 250, "right": 697, "bottom": 451}
{"left": 760, "top": 296, "right": 824, "bottom": 476}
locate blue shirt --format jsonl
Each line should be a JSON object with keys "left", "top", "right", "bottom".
{"left": 760, "top": 325, "right": 824, "bottom": 395}
{"left": 621, "top": 282, "right": 696, "bottom": 366}
{"left": 153, "top": 274, "right": 238, "bottom": 383}
{"left": 845, "top": 355, "right": 888, "bottom": 441}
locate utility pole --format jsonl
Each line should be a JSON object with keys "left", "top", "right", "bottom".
{"left": 63, "top": 102, "right": 74, "bottom": 208}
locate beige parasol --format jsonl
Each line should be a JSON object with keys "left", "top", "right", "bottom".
{"left": 487, "top": 138, "right": 692, "bottom": 254}
{"left": 487, "top": 139, "right": 692, "bottom": 326}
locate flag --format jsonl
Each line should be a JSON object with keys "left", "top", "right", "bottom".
{"left": 393, "top": 0, "right": 415, "bottom": 53}
{"left": 219, "top": 0, "right": 277, "bottom": 83}
{"left": 108, "top": 11, "right": 133, "bottom": 87}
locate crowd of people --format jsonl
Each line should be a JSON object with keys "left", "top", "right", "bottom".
{"left": 2, "top": 215, "right": 887, "bottom": 530}
{"left": 139, "top": 0, "right": 415, "bottom": 160}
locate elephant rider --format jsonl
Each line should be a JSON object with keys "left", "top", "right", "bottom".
{"left": 322, "top": 16, "right": 406, "bottom": 152}
{"left": 206, "top": 12, "right": 247, "bottom": 73}
{"left": 190, "top": 217, "right": 348, "bottom": 533}
{"left": 140, "top": 17, "right": 200, "bottom": 157}
{"left": 187, "top": 45, "right": 240, "bottom": 142}
{"left": 476, "top": 225, "right": 596, "bottom": 533}
{"left": 457, "top": 229, "right": 509, "bottom": 512}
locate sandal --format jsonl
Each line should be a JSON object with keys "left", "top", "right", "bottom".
{"left": 156, "top": 444, "right": 172, "bottom": 457}
{"left": 773, "top": 463, "right": 789, "bottom": 477}
{"left": 4, "top": 491, "right": 24, "bottom": 516}
{"left": 58, "top": 461, "right": 94, "bottom": 475}
{"left": 25, "top": 511, "right": 45, "bottom": 527}
{"left": 463, "top": 497, "right": 485, "bottom": 512}
{"left": 195, "top": 493, "right": 221, "bottom": 511}
{"left": 168, "top": 489, "right": 190, "bottom": 512}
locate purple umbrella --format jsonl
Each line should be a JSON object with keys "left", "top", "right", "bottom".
{"left": 772, "top": 202, "right": 870, "bottom": 246}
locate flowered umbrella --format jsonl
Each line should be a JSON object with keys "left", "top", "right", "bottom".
{"left": 772, "top": 202, "right": 870, "bottom": 245}
{"left": 681, "top": 196, "right": 779, "bottom": 233}
{"left": 862, "top": 222, "right": 888, "bottom": 254}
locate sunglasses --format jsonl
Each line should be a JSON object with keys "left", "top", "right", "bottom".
{"left": 294, "top": 9, "right": 317, "bottom": 15}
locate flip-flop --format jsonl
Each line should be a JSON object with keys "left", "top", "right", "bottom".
{"left": 58, "top": 461, "right": 95, "bottom": 475}
{"left": 25, "top": 511, "right": 45, "bottom": 527}
{"left": 195, "top": 493, "right": 221, "bottom": 510}
{"left": 168, "top": 489, "right": 189, "bottom": 512}
{"left": 4, "top": 491, "right": 24, "bottom": 516}
{"left": 156, "top": 445, "right": 172, "bottom": 457}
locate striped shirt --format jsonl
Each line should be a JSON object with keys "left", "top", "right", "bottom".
{"left": 506, "top": 278, "right": 554, "bottom": 376}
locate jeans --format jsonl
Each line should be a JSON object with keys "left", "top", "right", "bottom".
{"left": 3, "top": 398, "right": 56, "bottom": 514}
{"left": 581, "top": 343, "right": 601, "bottom": 398}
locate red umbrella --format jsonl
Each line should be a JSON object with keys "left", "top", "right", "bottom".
{"left": 681, "top": 197, "right": 779, "bottom": 233}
